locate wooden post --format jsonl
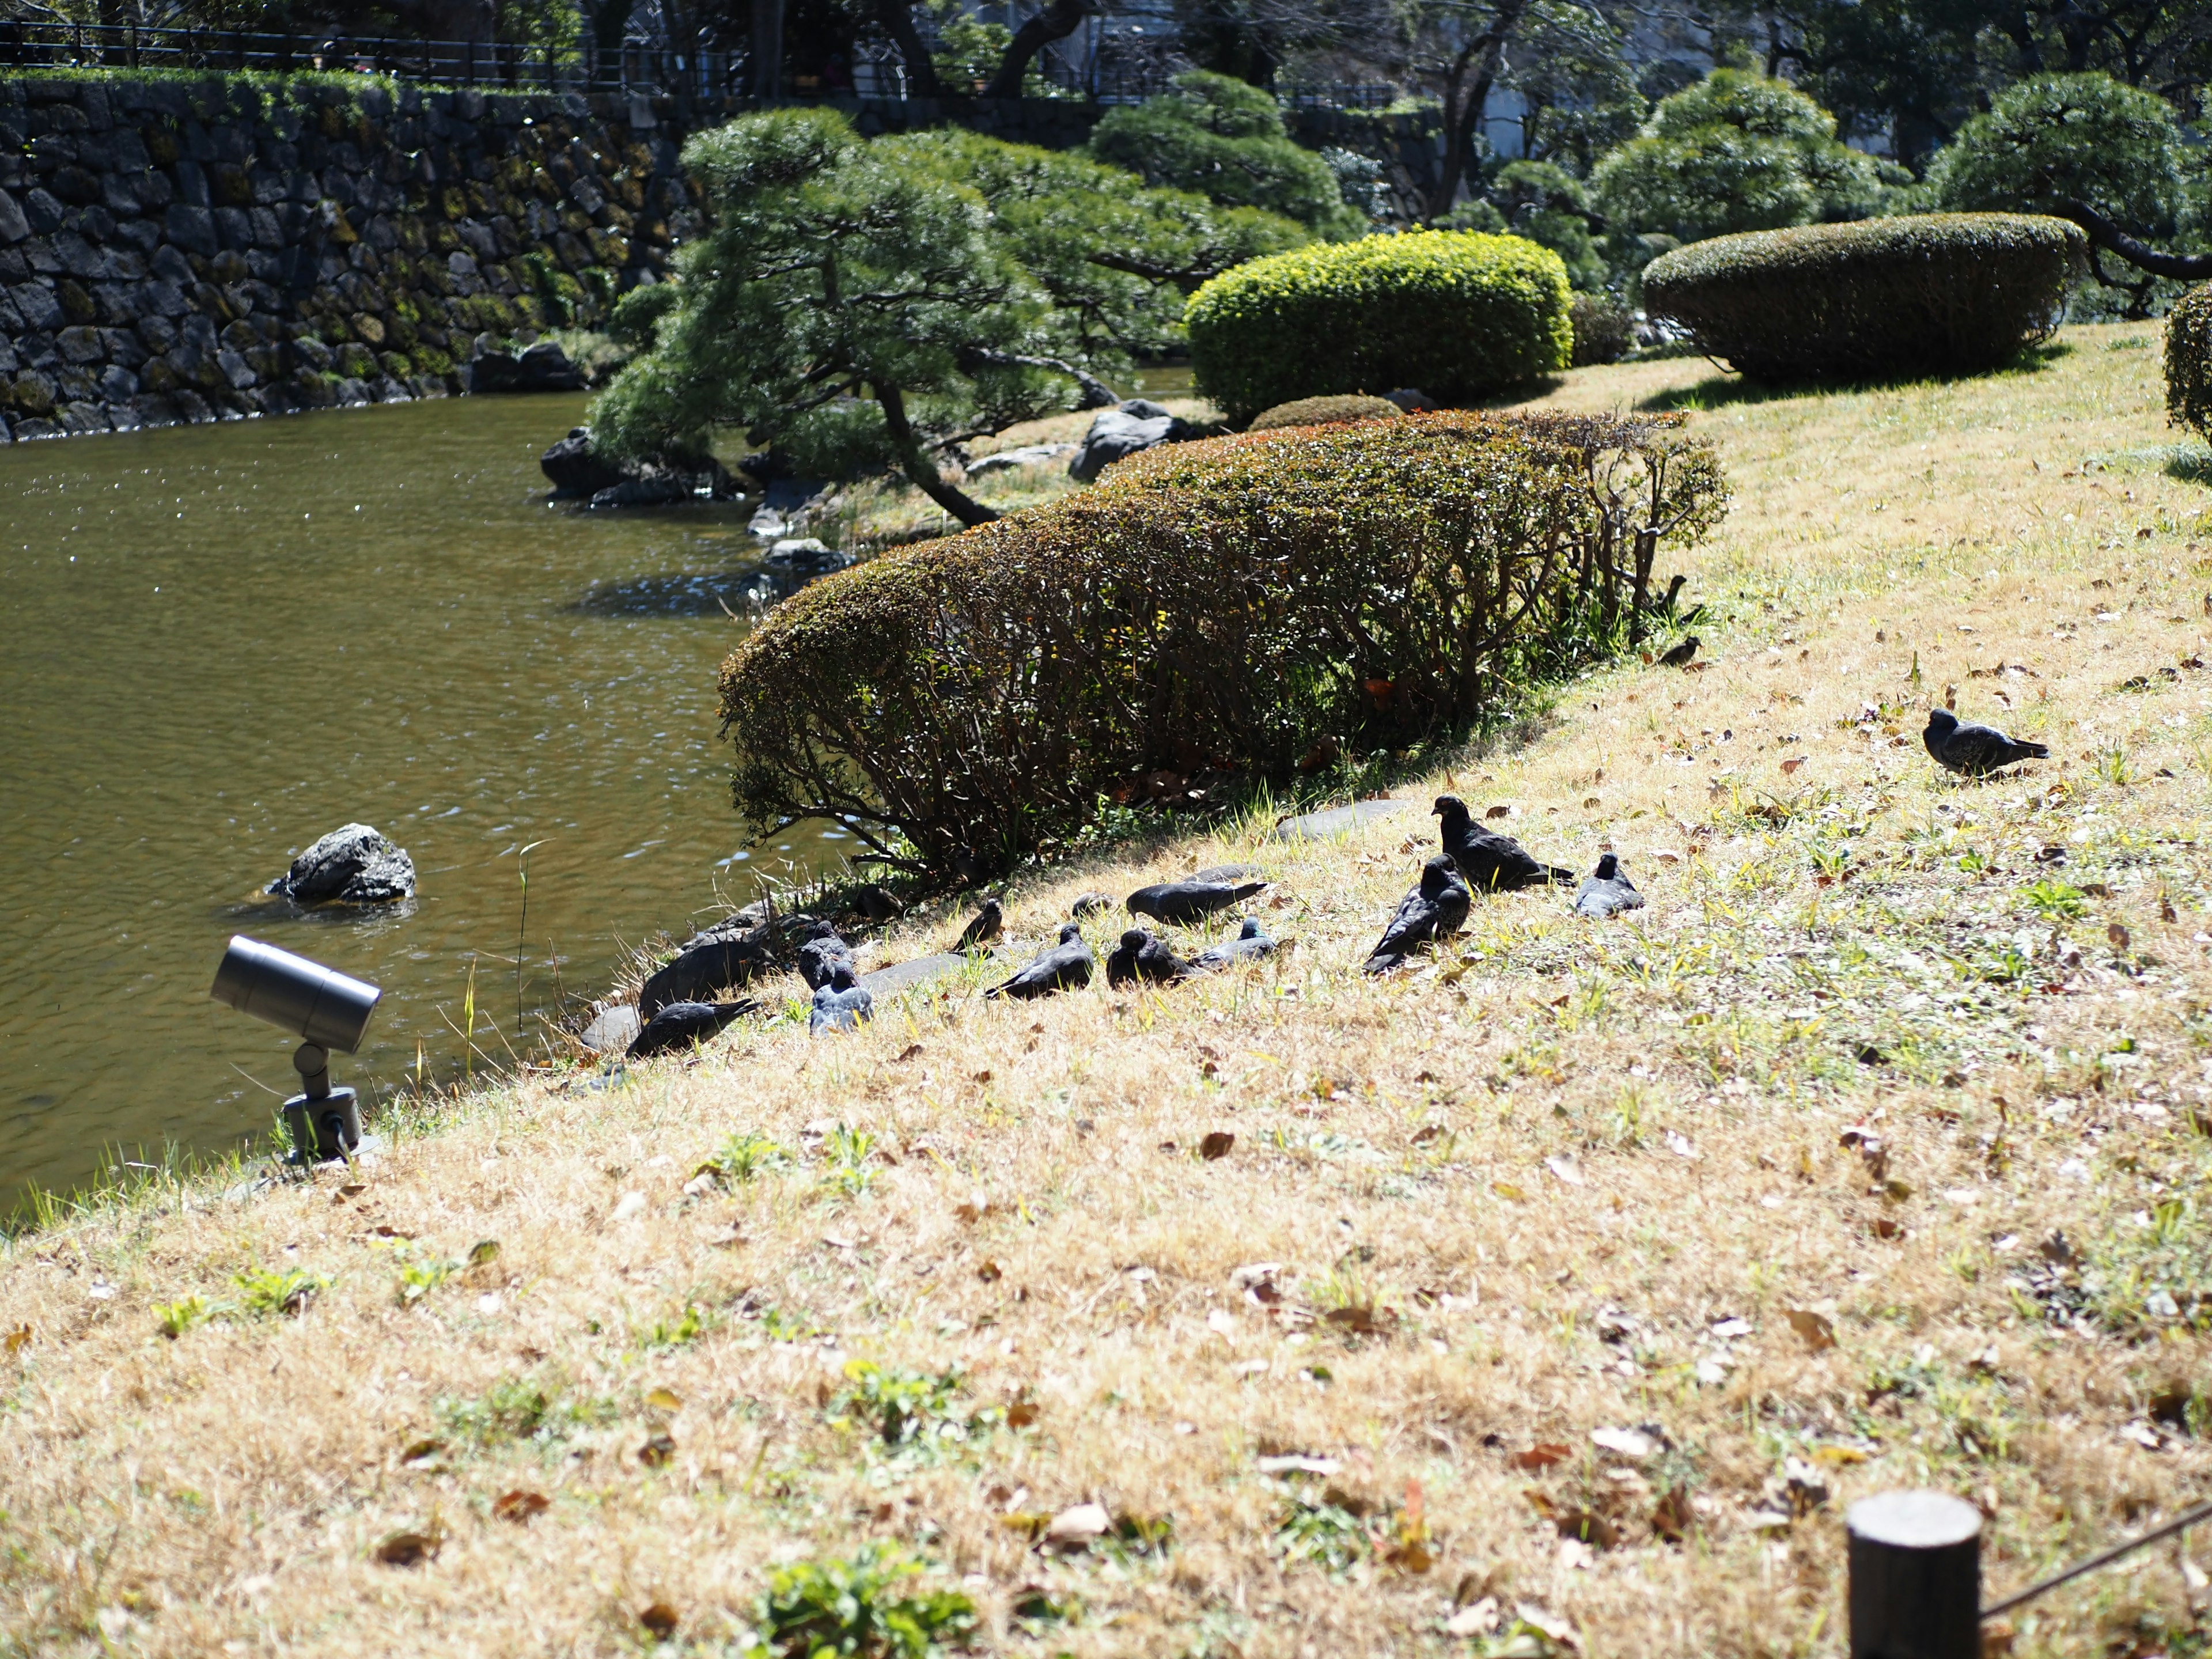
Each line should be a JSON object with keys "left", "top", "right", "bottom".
{"left": 1847, "top": 1490, "right": 1982, "bottom": 1659}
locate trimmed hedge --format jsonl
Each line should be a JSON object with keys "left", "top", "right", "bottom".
{"left": 2169, "top": 285, "right": 2212, "bottom": 445}
{"left": 719, "top": 412, "right": 1727, "bottom": 876}
{"left": 1185, "top": 232, "right": 1574, "bottom": 423}
{"left": 1247, "top": 393, "right": 1404, "bottom": 431}
{"left": 1641, "top": 213, "right": 2084, "bottom": 381}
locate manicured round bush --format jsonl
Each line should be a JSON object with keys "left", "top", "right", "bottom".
{"left": 2169, "top": 285, "right": 2212, "bottom": 445}
{"left": 1641, "top": 213, "right": 2085, "bottom": 381}
{"left": 1185, "top": 231, "right": 1574, "bottom": 423}
{"left": 1247, "top": 393, "right": 1403, "bottom": 431}
{"left": 718, "top": 412, "right": 1726, "bottom": 875}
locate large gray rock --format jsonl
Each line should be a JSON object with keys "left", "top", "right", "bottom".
{"left": 540, "top": 426, "right": 625, "bottom": 499}
{"left": 1068, "top": 400, "right": 1197, "bottom": 484}
{"left": 267, "top": 823, "right": 416, "bottom": 904}
{"left": 469, "top": 339, "right": 588, "bottom": 393}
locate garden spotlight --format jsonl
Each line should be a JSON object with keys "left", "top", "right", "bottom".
{"left": 210, "top": 935, "right": 382, "bottom": 1165}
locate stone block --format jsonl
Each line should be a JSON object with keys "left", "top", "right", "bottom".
{"left": 56, "top": 324, "right": 104, "bottom": 363}
{"left": 24, "top": 189, "right": 65, "bottom": 233}
{"left": 165, "top": 203, "right": 217, "bottom": 257}
{"left": 214, "top": 206, "right": 252, "bottom": 250}
{"left": 0, "top": 188, "right": 26, "bottom": 244}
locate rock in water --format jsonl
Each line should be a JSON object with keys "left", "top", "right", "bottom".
{"left": 267, "top": 824, "right": 416, "bottom": 904}
{"left": 1573, "top": 854, "right": 1646, "bottom": 918}
{"left": 540, "top": 427, "right": 626, "bottom": 499}
{"left": 469, "top": 339, "right": 588, "bottom": 394}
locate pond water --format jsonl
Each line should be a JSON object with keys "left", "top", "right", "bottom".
{"left": 0, "top": 394, "right": 854, "bottom": 1214}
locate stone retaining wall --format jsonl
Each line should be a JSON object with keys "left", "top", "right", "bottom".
{"left": 0, "top": 75, "right": 1127, "bottom": 442}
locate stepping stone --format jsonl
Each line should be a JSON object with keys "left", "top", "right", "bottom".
{"left": 579, "top": 1004, "right": 642, "bottom": 1055}
{"left": 1270, "top": 799, "right": 1413, "bottom": 842}
{"left": 857, "top": 952, "right": 976, "bottom": 999}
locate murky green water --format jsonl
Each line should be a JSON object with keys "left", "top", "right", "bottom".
{"left": 0, "top": 395, "right": 851, "bottom": 1211}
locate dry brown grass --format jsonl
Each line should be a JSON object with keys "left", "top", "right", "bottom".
{"left": 7, "top": 325, "right": 2212, "bottom": 1659}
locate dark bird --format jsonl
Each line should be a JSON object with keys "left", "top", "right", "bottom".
{"left": 1071, "top": 892, "right": 1115, "bottom": 919}
{"left": 1432, "top": 796, "right": 1573, "bottom": 892}
{"left": 809, "top": 963, "right": 874, "bottom": 1034}
{"left": 1106, "top": 927, "right": 1196, "bottom": 988}
{"left": 797, "top": 932, "right": 857, "bottom": 991}
{"left": 627, "top": 999, "right": 753, "bottom": 1059}
{"left": 1363, "top": 855, "right": 1471, "bottom": 974}
{"left": 1193, "top": 918, "right": 1277, "bottom": 972}
{"left": 639, "top": 923, "right": 777, "bottom": 1019}
{"left": 851, "top": 883, "right": 904, "bottom": 922}
{"left": 1126, "top": 880, "right": 1268, "bottom": 926}
{"left": 954, "top": 899, "right": 1003, "bottom": 952}
{"left": 987, "top": 923, "right": 1096, "bottom": 999}
{"left": 1573, "top": 853, "right": 1646, "bottom": 918}
{"left": 1924, "top": 707, "right": 2050, "bottom": 777}
{"left": 1656, "top": 635, "right": 1700, "bottom": 668}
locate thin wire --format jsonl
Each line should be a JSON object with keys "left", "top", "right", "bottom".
{"left": 1982, "top": 1498, "right": 2212, "bottom": 1621}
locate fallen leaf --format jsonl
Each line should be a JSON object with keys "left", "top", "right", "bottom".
{"left": 1785, "top": 1309, "right": 1837, "bottom": 1352}
{"left": 468, "top": 1239, "right": 500, "bottom": 1267}
{"left": 1045, "top": 1502, "right": 1111, "bottom": 1546}
{"left": 1324, "top": 1304, "right": 1393, "bottom": 1336}
{"left": 2109, "top": 922, "right": 2131, "bottom": 952}
{"left": 336, "top": 1183, "right": 366, "bottom": 1199}
{"left": 1256, "top": 1453, "right": 1342, "bottom": 1475}
{"left": 3, "top": 1324, "right": 30, "bottom": 1355}
{"left": 1781, "top": 756, "right": 1805, "bottom": 775}
{"left": 645, "top": 1387, "right": 683, "bottom": 1412}
{"left": 1554, "top": 1508, "right": 1620, "bottom": 1549}
{"left": 973, "top": 1069, "right": 993, "bottom": 1084}
{"left": 1543, "top": 1154, "right": 1584, "bottom": 1186}
{"left": 400, "top": 1438, "right": 444, "bottom": 1467}
{"left": 639, "top": 1602, "right": 679, "bottom": 1639}
{"left": 1199, "top": 1131, "right": 1236, "bottom": 1161}
{"left": 1493, "top": 1182, "right": 1528, "bottom": 1202}
{"left": 1006, "top": 1401, "right": 1040, "bottom": 1429}
{"left": 373, "top": 1531, "right": 440, "bottom": 1568}
{"left": 896, "top": 1043, "right": 923, "bottom": 1062}
{"left": 976, "top": 1260, "right": 1002, "bottom": 1283}
{"left": 1590, "top": 1426, "right": 1659, "bottom": 1460}
{"left": 493, "top": 1489, "right": 550, "bottom": 1523}
{"left": 638, "top": 1433, "right": 675, "bottom": 1468}
{"left": 1650, "top": 1487, "right": 1693, "bottom": 1541}
{"left": 1444, "top": 1597, "right": 1501, "bottom": 1637}
{"left": 1869, "top": 1217, "right": 1904, "bottom": 1240}
{"left": 1513, "top": 1444, "right": 1571, "bottom": 1471}
{"left": 1812, "top": 1445, "right": 1868, "bottom": 1467}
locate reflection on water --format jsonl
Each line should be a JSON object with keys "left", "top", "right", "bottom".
{"left": 0, "top": 395, "right": 850, "bottom": 1212}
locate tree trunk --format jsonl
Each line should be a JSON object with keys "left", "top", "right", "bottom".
{"left": 984, "top": 0, "right": 1086, "bottom": 99}
{"left": 874, "top": 0, "right": 940, "bottom": 97}
{"left": 2063, "top": 202, "right": 2212, "bottom": 279}
{"left": 1423, "top": 0, "right": 1526, "bottom": 224}
{"left": 749, "top": 0, "right": 784, "bottom": 98}
{"left": 880, "top": 382, "right": 1000, "bottom": 527}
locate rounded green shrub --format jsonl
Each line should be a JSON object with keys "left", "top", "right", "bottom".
{"left": 718, "top": 411, "right": 1726, "bottom": 875}
{"left": 1569, "top": 294, "right": 1634, "bottom": 366}
{"left": 2169, "top": 285, "right": 2212, "bottom": 445}
{"left": 1641, "top": 213, "right": 2085, "bottom": 381}
{"left": 1185, "top": 232, "right": 1574, "bottom": 423}
{"left": 1247, "top": 393, "right": 1403, "bottom": 431}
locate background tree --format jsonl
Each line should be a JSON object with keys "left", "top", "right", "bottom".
{"left": 590, "top": 109, "right": 1306, "bottom": 525}
{"left": 1445, "top": 160, "right": 1607, "bottom": 288}
{"left": 1590, "top": 68, "right": 1892, "bottom": 245}
{"left": 1087, "top": 70, "right": 1364, "bottom": 233}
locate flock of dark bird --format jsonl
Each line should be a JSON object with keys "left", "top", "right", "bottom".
{"left": 624, "top": 690, "right": 2052, "bottom": 1059}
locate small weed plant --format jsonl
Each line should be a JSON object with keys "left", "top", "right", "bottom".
{"left": 743, "top": 1544, "right": 977, "bottom": 1657}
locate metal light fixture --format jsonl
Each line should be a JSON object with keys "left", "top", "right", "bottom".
{"left": 210, "top": 935, "right": 382, "bottom": 1165}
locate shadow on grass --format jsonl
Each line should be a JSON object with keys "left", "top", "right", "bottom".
{"left": 1635, "top": 342, "right": 2075, "bottom": 414}
{"left": 2166, "top": 446, "right": 2212, "bottom": 487}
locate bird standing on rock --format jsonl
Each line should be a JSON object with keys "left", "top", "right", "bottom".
{"left": 810, "top": 963, "right": 874, "bottom": 1033}
{"left": 1107, "top": 927, "right": 1196, "bottom": 988}
{"left": 1656, "top": 635, "right": 1700, "bottom": 668}
{"left": 1573, "top": 854, "right": 1646, "bottom": 918}
{"left": 627, "top": 999, "right": 755, "bottom": 1059}
{"left": 1923, "top": 707, "right": 2050, "bottom": 777}
{"left": 987, "top": 923, "right": 1096, "bottom": 999}
{"left": 1193, "top": 918, "right": 1277, "bottom": 971}
{"left": 1127, "top": 879, "right": 1268, "bottom": 925}
{"left": 954, "top": 899, "right": 1003, "bottom": 952}
{"left": 1433, "top": 796, "right": 1573, "bottom": 892}
{"left": 1363, "top": 855, "right": 1471, "bottom": 974}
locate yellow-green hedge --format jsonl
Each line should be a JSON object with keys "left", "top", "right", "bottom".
{"left": 1185, "top": 232, "right": 1573, "bottom": 423}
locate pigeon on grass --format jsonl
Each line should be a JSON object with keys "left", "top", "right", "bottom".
{"left": 1127, "top": 880, "right": 1268, "bottom": 926}
{"left": 1071, "top": 892, "right": 1115, "bottom": 919}
{"left": 954, "top": 899, "right": 1003, "bottom": 952}
{"left": 1363, "top": 856, "right": 1471, "bottom": 974}
{"left": 987, "top": 923, "right": 1096, "bottom": 999}
{"left": 1107, "top": 927, "right": 1196, "bottom": 988}
{"left": 628, "top": 999, "right": 755, "bottom": 1059}
{"left": 1192, "top": 918, "right": 1277, "bottom": 972}
{"left": 1573, "top": 854, "right": 1646, "bottom": 918}
{"left": 797, "top": 932, "right": 857, "bottom": 990}
{"left": 809, "top": 963, "right": 874, "bottom": 1034}
{"left": 1923, "top": 707, "right": 2049, "bottom": 777}
{"left": 1433, "top": 796, "right": 1573, "bottom": 892}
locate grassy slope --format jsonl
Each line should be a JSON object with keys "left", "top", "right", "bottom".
{"left": 6, "top": 325, "right": 2212, "bottom": 1659}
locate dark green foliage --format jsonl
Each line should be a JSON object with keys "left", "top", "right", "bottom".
{"left": 1446, "top": 162, "right": 1608, "bottom": 292}
{"left": 1086, "top": 71, "right": 1363, "bottom": 236}
{"left": 1591, "top": 69, "right": 1894, "bottom": 245}
{"left": 717, "top": 412, "right": 1726, "bottom": 876}
{"left": 605, "top": 281, "right": 679, "bottom": 350}
{"left": 1641, "top": 213, "right": 2085, "bottom": 381}
{"left": 590, "top": 108, "right": 1304, "bottom": 525}
{"left": 2169, "top": 286, "right": 2212, "bottom": 444}
{"left": 1184, "top": 231, "right": 1573, "bottom": 423}
{"left": 1569, "top": 293, "right": 1635, "bottom": 366}
{"left": 753, "top": 1546, "right": 978, "bottom": 1657}
{"left": 1927, "top": 73, "right": 2192, "bottom": 236}
{"left": 1247, "top": 393, "right": 1403, "bottom": 430}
